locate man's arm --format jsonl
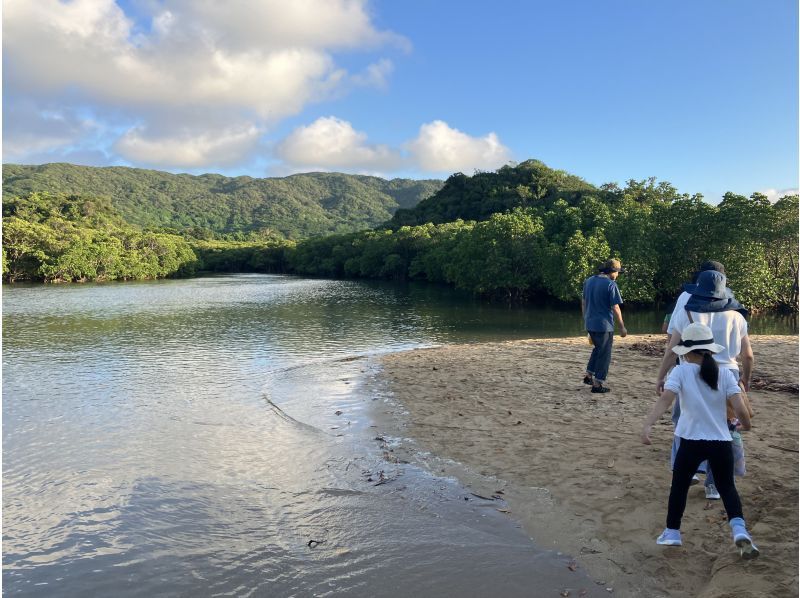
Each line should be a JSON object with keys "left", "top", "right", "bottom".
{"left": 739, "top": 335, "right": 753, "bottom": 392}
{"left": 612, "top": 304, "right": 627, "bottom": 337}
{"left": 656, "top": 331, "right": 682, "bottom": 394}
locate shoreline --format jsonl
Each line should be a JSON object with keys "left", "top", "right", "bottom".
{"left": 378, "top": 334, "right": 799, "bottom": 598}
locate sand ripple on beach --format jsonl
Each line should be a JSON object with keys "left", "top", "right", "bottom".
{"left": 381, "top": 334, "right": 799, "bottom": 598}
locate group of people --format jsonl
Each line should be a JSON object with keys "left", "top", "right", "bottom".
{"left": 581, "top": 259, "right": 759, "bottom": 559}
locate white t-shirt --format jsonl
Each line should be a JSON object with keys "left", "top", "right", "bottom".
{"left": 666, "top": 291, "right": 691, "bottom": 335}
{"left": 668, "top": 308, "right": 748, "bottom": 370}
{"left": 665, "top": 364, "right": 740, "bottom": 441}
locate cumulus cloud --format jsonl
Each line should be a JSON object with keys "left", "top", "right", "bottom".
{"left": 115, "top": 125, "right": 262, "bottom": 169}
{"left": 2, "top": 100, "right": 109, "bottom": 163}
{"left": 275, "top": 117, "right": 401, "bottom": 172}
{"left": 3, "top": 0, "right": 406, "bottom": 169}
{"left": 759, "top": 188, "right": 799, "bottom": 203}
{"left": 275, "top": 117, "right": 513, "bottom": 175}
{"left": 351, "top": 59, "right": 394, "bottom": 90}
{"left": 406, "top": 120, "right": 513, "bottom": 174}
{"left": 4, "top": 0, "right": 388, "bottom": 117}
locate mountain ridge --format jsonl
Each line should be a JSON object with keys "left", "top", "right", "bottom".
{"left": 2, "top": 163, "right": 443, "bottom": 239}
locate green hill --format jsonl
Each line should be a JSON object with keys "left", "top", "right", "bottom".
{"left": 2, "top": 163, "right": 443, "bottom": 239}
{"left": 389, "top": 159, "right": 600, "bottom": 227}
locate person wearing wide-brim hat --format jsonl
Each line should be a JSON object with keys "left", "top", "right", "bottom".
{"left": 656, "top": 268, "right": 753, "bottom": 499}
{"left": 657, "top": 269, "right": 752, "bottom": 394}
{"left": 662, "top": 260, "right": 727, "bottom": 335}
{"left": 642, "top": 322, "right": 759, "bottom": 559}
{"left": 581, "top": 258, "right": 628, "bottom": 393}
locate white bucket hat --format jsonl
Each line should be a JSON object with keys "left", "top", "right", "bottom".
{"left": 671, "top": 322, "right": 725, "bottom": 355}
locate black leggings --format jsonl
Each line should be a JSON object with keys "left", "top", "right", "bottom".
{"left": 667, "top": 438, "right": 743, "bottom": 530}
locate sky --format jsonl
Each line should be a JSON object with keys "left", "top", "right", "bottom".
{"left": 3, "top": 0, "right": 798, "bottom": 202}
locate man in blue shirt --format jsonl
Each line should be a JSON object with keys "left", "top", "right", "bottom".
{"left": 582, "top": 258, "right": 627, "bottom": 393}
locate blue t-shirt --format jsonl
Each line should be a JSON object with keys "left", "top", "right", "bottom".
{"left": 583, "top": 275, "right": 623, "bottom": 332}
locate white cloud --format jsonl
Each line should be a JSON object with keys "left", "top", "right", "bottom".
{"left": 3, "top": 0, "right": 406, "bottom": 168}
{"left": 407, "top": 120, "right": 513, "bottom": 173}
{"left": 3, "top": 101, "right": 105, "bottom": 162}
{"left": 275, "top": 116, "right": 402, "bottom": 172}
{"left": 115, "top": 125, "right": 262, "bottom": 169}
{"left": 351, "top": 59, "right": 394, "bottom": 90}
{"left": 4, "top": 0, "right": 364, "bottom": 119}
{"left": 759, "top": 188, "right": 799, "bottom": 203}
{"left": 275, "top": 117, "right": 514, "bottom": 176}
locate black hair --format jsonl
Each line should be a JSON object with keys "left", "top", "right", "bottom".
{"left": 692, "top": 349, "right": 719, "bottom": 390}
{"left": 691, "top": 260, "right": 725, "bottom": 283}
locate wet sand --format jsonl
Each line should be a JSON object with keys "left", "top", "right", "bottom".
{"left": 378, "top": 334, "right": 798, "bottom": 598}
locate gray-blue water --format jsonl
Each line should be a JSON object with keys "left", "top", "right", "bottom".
{"left": 3, "top": 274, "right": 793, "bottom": 597}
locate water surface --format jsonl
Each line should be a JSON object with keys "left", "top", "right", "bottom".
{"left": 3, "top": 275, "right": 793, "bottom": 596}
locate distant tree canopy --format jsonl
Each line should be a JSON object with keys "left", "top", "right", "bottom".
{"left": 284, "top": 161, "right": 798, "bottom": 311}
{"left": 3, "top": 163, "right": 443, "bottom": 239}
{"left": 3, "top": 161, "right": 797, "bottom": 313}
{"left": 2, "top": 192, "right": 200, "bottom": 283}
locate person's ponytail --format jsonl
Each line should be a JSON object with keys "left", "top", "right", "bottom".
{"left": 697, "top": 350, "right": 719, "bottom": 390}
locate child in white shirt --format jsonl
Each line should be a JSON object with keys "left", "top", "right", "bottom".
{"left": 641, "top": 322, "right": 758, "bottom": 559}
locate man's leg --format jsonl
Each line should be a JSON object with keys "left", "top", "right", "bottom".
{"left": 586, "top": 332, "right": 600, "bottom": 378}
{"left": 590, "top": 332, "right": 614, "bottom": 385}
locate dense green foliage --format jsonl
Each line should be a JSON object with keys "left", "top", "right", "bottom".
{"left": 3, "top": 163, "right": 442, "bottom": 239}
{"left": 4, "top": 160, "right": 796, "bottom": 314}
{"left": 283, "top": 162, "right": 799, "bottom": 312}
{"left": 389, "top": 160, "right": 599, "bottom": 227}
{"left": 2, "top": 192, "right": 200, "bottom": 282}
{"left": 190, "top": 238, "right": 293, "bottom": 273}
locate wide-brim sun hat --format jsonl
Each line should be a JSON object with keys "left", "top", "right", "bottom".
{"left": 598, "top": 258, "right": 625, "bottom": 273}
{"left": 683, "top": 270, "right": 727, "bottom": 299}
{"left": 672, "top": 322, "right": 725, "bottom": 355}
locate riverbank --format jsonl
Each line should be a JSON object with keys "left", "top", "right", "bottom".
{"left": 378, "top": 334, "right": 798, "bottom": 598}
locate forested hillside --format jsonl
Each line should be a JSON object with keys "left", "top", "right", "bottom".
{"left": 3, "top": 163, "right": 443, "bottom": 239}
{"left": 390, "top": 160, "right": 600, "bottom": 226}
{"left": 3, "top": 160, "right": 797, "bottom": 313}
{"left": 2, "top": 192, "right": 200, "bottom": 282}
{"left": 288, "top": 162, "right": 799, "bottom": 312}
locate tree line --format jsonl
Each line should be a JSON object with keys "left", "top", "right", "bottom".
{"left": 282, "top": 190, "right": 798, "bottom": 312}
{"left": 3, "top": 163, "right": 797, "bottom": 313}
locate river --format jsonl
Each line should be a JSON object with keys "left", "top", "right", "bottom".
{"left": 3, "top": 274, "right": 794, "bottom": 597}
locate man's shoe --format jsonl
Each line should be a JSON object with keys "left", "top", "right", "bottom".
{"left": 656, "top": 528, "right": 682, "bottom": 546}
{"left": 705, "top": 484, "right": 721, "bottom": 500}
{"left": 583, "top": 374, "right": 593, "bottom": 385}
{"left": 730, "top": 517, "right": 760, "bottom": 559}
{"left": 591, "top": 384, "right": 611, "bottom": 394}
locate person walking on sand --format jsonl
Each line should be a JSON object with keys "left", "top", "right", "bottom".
{"left": 656, "top": 269, "right": 753, "bottom": 500}
{"left": 581, "top": 258, "right": 628, "bottom": 393}
{"left": 663, "top": 261, "right": 732, "bottom": 493}
{"left": 642, "top": 322, "right": 759, "bottom": 559}
{"left": 662, "top": 260, "right": 726, "bottom": 334}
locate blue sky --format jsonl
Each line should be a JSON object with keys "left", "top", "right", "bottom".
{"left": 3, "top": 0, "right": 798, "bottom": 201}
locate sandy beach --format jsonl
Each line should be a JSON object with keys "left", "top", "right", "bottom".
{"left": 378, "top": 334, "right": 798, "bottom": 598}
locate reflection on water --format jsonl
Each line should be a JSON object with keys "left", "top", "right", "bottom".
{"left": 3, "top": 274, "right": 794, "bottom": 596}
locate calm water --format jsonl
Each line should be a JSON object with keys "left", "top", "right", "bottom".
{"left": 3, "top": 275, "right": 794, "bottom": 597}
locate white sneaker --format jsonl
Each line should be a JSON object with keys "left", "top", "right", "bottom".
{"left": 656, "top": 528, "right": 682, "bottom": 546}
{"left": 690, "top": 474, "right": 701, "bottom": 486}
{"left": 730, "top": 517, "right": 760, "bottom": 559}
{"left": 705, "top": 483, "right": 721, "bottom": 500}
